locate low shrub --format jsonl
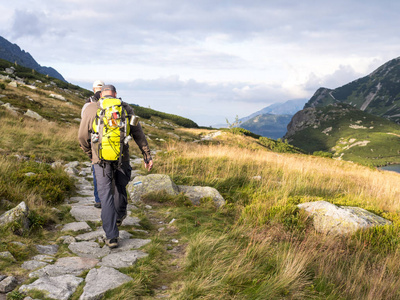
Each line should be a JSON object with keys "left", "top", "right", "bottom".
{"left": 313, "top": 151, "right": 333, "bottom": 158}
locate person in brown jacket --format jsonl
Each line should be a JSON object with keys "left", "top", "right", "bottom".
{"left": 78, "top": 84, "right": 153, "bottom": 248}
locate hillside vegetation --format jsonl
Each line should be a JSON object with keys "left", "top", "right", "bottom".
{"left": 286, "top": 103, "right": 400, "bottom": 166}
{"left": 1, "top": 65, "right": 400, "bottom": 299}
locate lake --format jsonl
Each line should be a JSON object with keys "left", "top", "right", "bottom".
{"left": 379, "top": 164, "right": 400, "bottom": 174}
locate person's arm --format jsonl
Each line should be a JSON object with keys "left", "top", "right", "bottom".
{"left": 130, "top": 122, "right": 153, "bottom": 171}
{"left": 78, "top": 103, "right": 97, "bottom": 159}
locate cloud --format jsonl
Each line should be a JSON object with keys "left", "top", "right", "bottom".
{"left": 11, "top": 9, "right": 47, "bottom": 39}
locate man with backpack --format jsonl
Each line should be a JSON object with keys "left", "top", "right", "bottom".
{"left": 81, "top": 80, "right": 105, "bottom": 208}
{"left": 78, "top": 84, "right": 153, "bottom": 248}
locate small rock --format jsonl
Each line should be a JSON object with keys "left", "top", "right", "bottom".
{"left": 49, "top": 93, "right": 67, "bottom": 101}
{"left": 68, "top": 241, "right": 110, "bottom": 259}
{"left": 65, "top": 161, "right": 79, "bottom": 168}
{"left": 36, "top": 244, "right": 59, "bottom": 255}
{"left": 8, "top": 81, "right": 17, "bottom": 88}
{"left": 24, "top": 109, "right": 45, "bottom": 121}
{"left": 171, "top": 239, "right": 179, "bottom": 244}
{"left": 56, "top": 236, "right": 77, "bottom": 244}
{"left": 0, "top": 201, "right": 29, "bottom": 230}
{"left": 178, "top": 185, "right": 226, "bottom": 207}
{"left": 145, "top": 205, "right": 152, "bottom": 210}
{"left": 0, "top": 276, "right": 18, "bottom": 293}
{"left": 0, "top": 251, "right": 16, "bottom": 261}
{"left": 121, "top": 216, "right": 141, "bottom": 226}
{"left": 158, "top": 227, "right": 165, "bottom": 232}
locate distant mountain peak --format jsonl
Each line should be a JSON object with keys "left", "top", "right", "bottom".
{"left": 0, "top": 36, "right": 66, "bottom": 82}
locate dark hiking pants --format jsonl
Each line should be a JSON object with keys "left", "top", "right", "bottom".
{"left": 93, "top": 161, "right": 132, "bottom": 239}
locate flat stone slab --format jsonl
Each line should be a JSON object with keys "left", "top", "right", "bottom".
{"left": 70, "top": 206, "right": 101, "bottom": 222}
{"left": 62, "top": 221, "right": 91, "bottom": 232}
{"left": 99, "top": 250, "right": 148, "bottom": 268}
{"left": 29, "top": 256, "right": 99, "bottom": 278}
{"left": 21, "top": 260, "right": 48, "bottom": 270}
{"left": 121, "top": 216, "right": 141, "bottom": 226}
{"left": 76, "top": 229, "right": 132, "bottom": 242}
{"left": 298, "top": 201, "right": 392, "bottom": 235}
{"left": 114, "top": 238, "right": 151, "bottom": 252}
{"left": 36, "top": 244, "right": 59, "bottom": 255}
{"left": 20, "top": 275, "right": 83, "bottom": 300}
{"left": 75, "top": 228, "right": 105, "bottom": 241}
{"left": 33, "top": 254, "right": 54, "bottom": 263}
{"left": 68, "top": 241, "right": 110, "bottom": 259}
{"left": 77, "top": 189, "right": 95, "bottom": 196}
{"left": 79, "top": 266, "right": 132, "bottom": 300}
{"left": 67, "top": 196, "right": 96, "bottom": 206}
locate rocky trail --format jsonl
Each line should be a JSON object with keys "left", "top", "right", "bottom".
{"left": 0, "top": 158, "right": 197, "bottom": 300}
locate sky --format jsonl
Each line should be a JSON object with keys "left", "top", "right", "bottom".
{"left": 1, "top": 1, "right": 400, "bottom": 126}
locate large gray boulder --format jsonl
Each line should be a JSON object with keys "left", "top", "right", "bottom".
{"left": 19, "top": 275, "right": 83, "bottom": 300}
{"left": 0, "top": 201, "right": 29, "bottom": 229}
{"left": 178, "top": 185, "right": 226, "bottom": 207}
{"left": 127, "top": 174, "right": 179, "bottom": 202}
{"left": 79, "top": 267, "right": 132, "bottom": 300}
{"left": 298, "top": 201, "right": 392, "bottom": 235}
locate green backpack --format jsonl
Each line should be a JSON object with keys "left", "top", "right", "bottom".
{"left": 92, "top": 97, "right": 130, "bottom": 163}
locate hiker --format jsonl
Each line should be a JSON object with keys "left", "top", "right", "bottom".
{"left": 78, "top": 84, "right": 153, "bottom": 248}
{"left": 81, "top": 80, "right": 105, "bottom": 208}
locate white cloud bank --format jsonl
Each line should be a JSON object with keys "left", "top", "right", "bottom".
{"left": 0, "top": 1, "right": 400, "bottom": 125}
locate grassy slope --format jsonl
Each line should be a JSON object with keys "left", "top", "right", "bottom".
{"left": 2, "top": 68, "right": 400, "bottom": 299}
{"left": 289, "top": 104, "right": 400, "bottom": 166}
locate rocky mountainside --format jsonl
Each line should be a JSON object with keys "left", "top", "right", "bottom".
{"left": 240, "top": 113, "right": 293, "bottom": 140}
{"left": 241, "top": 98, "right": 308, "bottom": 123}
{"left": 284, "top": 102, "right": 400, "bottom": 166}
{"left": 228, "top": 98, "right": 308, "bottom": 139}
{"left": 305, "top": 56, "right": 400, "bottom": 123}
{"left": 0, "top": 36, "right": 66, "bottom": 82}
{"left": 284, "top": 56, "right": 400, "bottom": 166}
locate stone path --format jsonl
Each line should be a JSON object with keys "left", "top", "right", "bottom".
{"left": 16, "top": 161, "right": 152, "bottom": 300}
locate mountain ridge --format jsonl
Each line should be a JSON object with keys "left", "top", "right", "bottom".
{"left": 0, "top": 36, "right": 66, "bottom": 82}
{"left": 285, "top": 56, "right": 400, "bottom": 166}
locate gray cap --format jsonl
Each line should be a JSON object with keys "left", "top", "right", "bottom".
{"left": 101, "top": 84, "right": 116, "bottom": 92}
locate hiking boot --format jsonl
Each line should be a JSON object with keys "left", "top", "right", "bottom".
{"left": 106, "top": 238, "right": 118, "bottom": 249}
{"left": 94, "top": 202, "right": 101, "bottom": 209}
{"left": 116, "top": 214, "right": 127, "bottom": 227}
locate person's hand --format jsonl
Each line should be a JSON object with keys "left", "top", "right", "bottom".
{"left": 145, "top": 160, "right": 153, "bottom": 171}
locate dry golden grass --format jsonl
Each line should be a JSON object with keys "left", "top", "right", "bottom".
{"left": 162, "top": 141, "right": 400, "bottom": 214}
